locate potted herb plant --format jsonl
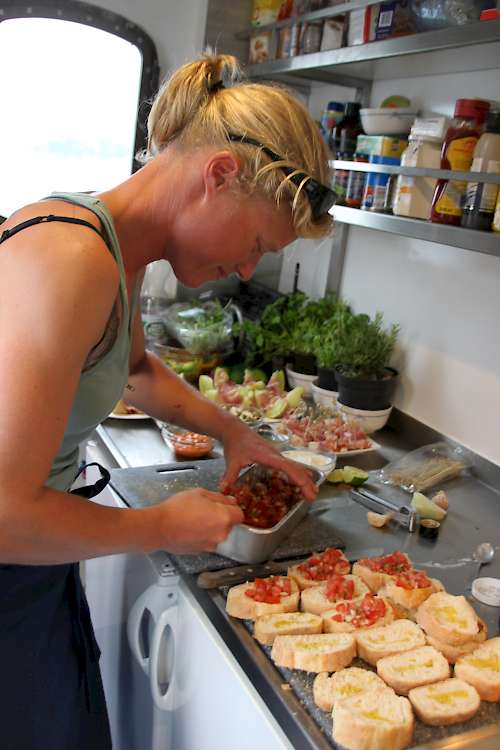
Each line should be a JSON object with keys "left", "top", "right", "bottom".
{"left": 332, "top": 310, "right": 400, "bottom": 411}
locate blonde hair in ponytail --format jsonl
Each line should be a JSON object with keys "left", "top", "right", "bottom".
{"left": 142, "top": 54, "right": 333, "bottom": 239}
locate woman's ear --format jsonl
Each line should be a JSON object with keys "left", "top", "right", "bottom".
{"left": 203, "top": 150, "right": 241, "bottom": 195}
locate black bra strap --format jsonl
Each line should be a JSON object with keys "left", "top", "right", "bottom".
{"left": 0, "top": 214, "right": 109, "bottom": 246}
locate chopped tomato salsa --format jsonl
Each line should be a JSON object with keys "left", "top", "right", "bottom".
{"left": 244, "top": 576, "right": 293, "bottom": 604}
{"left": 330, "top": 593, "right": 387, "bottom": 628}
{"left": 297, "top": 548, "right": 350, "bottom": 581}
{"left": 223, "top": 470, "right": 302, "bottom": 529}
{"left": 325, "top": 574, "right": 355, "bottom": 602}
{"left": 394, "top": 570, "right": 431, "bottom": 590}
{"left": 357, "top": 550, "right": 411, "bottom": 575}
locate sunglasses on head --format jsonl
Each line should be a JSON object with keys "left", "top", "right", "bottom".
{"left": 227, "top": 133, "right": 336, "bottom": 221}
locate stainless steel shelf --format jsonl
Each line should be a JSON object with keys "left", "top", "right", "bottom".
{"left": 332, "top": 160, "right": 500, "bottom": 185}
{"left": 246, "top": 19, "right": 500, "bottom": 84}
{"left": 332, "top": 205, "right": 500, "bottom": 257}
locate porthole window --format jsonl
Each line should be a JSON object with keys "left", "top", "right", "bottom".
{"left": 0, "top": 2, "right": 159, "bottom": 216}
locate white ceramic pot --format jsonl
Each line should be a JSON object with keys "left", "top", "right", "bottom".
{"left": 285, "top": 365, "right": 317, "bottom": 395}
{"left": 338, "top": 402, "right": 392, "bottom": 434}
{"left": 311, "top": 381, "right": 338, "bottom": 410}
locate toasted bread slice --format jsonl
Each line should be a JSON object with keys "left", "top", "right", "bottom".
{"left": 379, "top": 570, "right": 436, "bottom": 610}
{"left": 416, "top": 592, "right": 479, "bottom": 646}
{"left": 253, "top": 611, "right": 322, "bottom": 646}
{"left": 271, "top": 633, "right": 356, "bottom": 673}
{"left": 323, "top": 594, "right": 394, "bottom": 634}
{"left": 226, "top": 576, "right": 299, "bottom": 620}
{"left": 352, "top": 551, "right": 412, "bottom": 593}
{"left": 288, "top": 548, "right": 350, "bottom": 589}
{"left": 408, "top": 677, "right": 480, "bottom": 726}
{"left": 332, "top": 689, "right": 414, "bottom": 750}
{"left": 301, "top": 575, "right": 369, "bottom": 616}
{"left": 426, "top": 618, "right": 487, "bottom": 664}
{"left": 377, "top": 645, "right": 450, "bottom": 695}
{"left": 313, "top": 667, "right": 391, "bottom": 713}
{"left": 356, "top": 620, "right": 426, "bottom": 666}
{"left": 454, "top": 637, "right": 500, "bottom": 702}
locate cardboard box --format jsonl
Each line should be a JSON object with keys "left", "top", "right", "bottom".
{"left": 355, "top": 135, "right": 408, "bottom": 158}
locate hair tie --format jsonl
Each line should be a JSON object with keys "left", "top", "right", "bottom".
{"left": 208, "top": 80, "right": 225, "bottom": 94}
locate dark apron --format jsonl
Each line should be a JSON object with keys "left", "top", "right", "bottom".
{"left": 0, "top": 464, "right": 112, "bottom": 750}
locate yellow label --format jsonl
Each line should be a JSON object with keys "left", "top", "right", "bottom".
{"left": 469, "top": 655, "right": 500, "bottom": 671}
{"left": 445, "top": 136, "right": 477, "bottom": 171}
{"left": 428, "top": 689, "right": 469, "bottom": 705}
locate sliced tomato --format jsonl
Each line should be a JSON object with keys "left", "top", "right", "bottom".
{"left": 244, "top": 576, "right": 293, "bottom": 604}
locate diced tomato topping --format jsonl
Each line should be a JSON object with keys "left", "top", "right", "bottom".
{"left": 223, "top": 469, "right": 303, "bottom": 529}
{"left": 394, "top": 570, "right": 431, "bottom": 590}
{"left": 325, "top": 574, "right": 355, "bottom": 602}
{"left": 244, "top": 576, "right": 293, "bottom": 604}
{"left": 332, "top": 594, "right": 386, "bottom": 628}
{"left": 357, "top": 551, "right": 411, "bottom": 575}
{"left": 297, "top": 548, "right": 350, "bottom": 581}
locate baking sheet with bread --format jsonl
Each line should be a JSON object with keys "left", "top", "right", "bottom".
{"left": 225, "top": 548, "right": 500, "bottom": 750}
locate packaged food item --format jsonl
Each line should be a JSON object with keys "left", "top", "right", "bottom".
{"left": 249, "top": 0, "right": 283, "bottom": 63}
{"left": 377, "top": 442, "right": 472, "bottom": 493}
{"left": 375, "top": 1, "right": 417, "bottom": 40}
{"left": 320, "top": 101, "right": 344, "bottom": 143}
{"left": 461, "top": 109, "right": 500, "bottom": 231}
{"left": 361, "top": 155, "right": 401, "bottom": 212}
{"left": 356, "top": 134, "right": 408, "bottom": 158}
{"left": 393, "top": 135, "right": 442, "bottom": 220}
{"left": 300, "top": 19, "right": 323, "bottom": 53}
{"left": 431, "top": 98, "right": 490, "bottom": 225}
{"left": 320, "top": 16, "right": 345, "bottom": 51}
{"left": 347, "top": 3, "right": 379, "bottom": 45}
{"left": 345, "top": 154, "right": 369, "bottom": 208}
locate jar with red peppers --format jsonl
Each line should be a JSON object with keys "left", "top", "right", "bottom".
{"left": 431, "top": 98, "right": 490, "bottom": 225}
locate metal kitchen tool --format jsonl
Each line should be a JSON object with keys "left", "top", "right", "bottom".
{"left": 473, "top": 541, "right": 495, "bottom": 578}
{"left": 350, "top": 486, "right": 417, "bottom": 532}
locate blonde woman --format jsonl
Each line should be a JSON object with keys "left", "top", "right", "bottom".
{"left": 0, "top": 54, "right": 334, "bottom": 748}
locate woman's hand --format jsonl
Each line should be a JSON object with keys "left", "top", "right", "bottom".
{"left": 153, "top": 488, "right": 244, "bottom": 554}
{"left": 219, "top": 421, "right": 318, "bottom": 501}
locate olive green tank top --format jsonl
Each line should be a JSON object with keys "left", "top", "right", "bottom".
{"left": 44, "top": 192, "right": 139, "bottom": 492}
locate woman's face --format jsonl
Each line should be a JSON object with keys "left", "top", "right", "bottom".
{"left": 164, "top": 151, "right": 297, "bottom": 288}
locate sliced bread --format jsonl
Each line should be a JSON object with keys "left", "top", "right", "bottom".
{"left": 323, "top": 594, "right": 394, "bottom": 634}
{"left": 271, "top": 632, "right": 356, "bottom": 673}
{"left": 408, "top": 677, "right": 480, "bottom": 726}
{"left": 352, "top": 551, "right": 412, "bottom": 593}
{"left": 288, "top": 548, "right": 350, "bottom": 589}
{"left": 226, "top": 576, "right": 299, "bottom": 620}
{"left": 454, "top": 637, "right": 500, "bottom": 702}
{"left": 332, "top": 689, "right": 414, "bottom": 750}
{"left": 313, "top": 667, "right": 391, "bottom": 713}
{"left": 356, "top": 619, "right": 426, "bottom": 666}
{"left": 301, "top": 575, "right": 369, "bottom": 616}
{"left": 379, "top": 570, "right": 437, "bottom": 610}
{"left": 377, "top": 645, "right": 450, "bottom": 695}
{"left": 416, "top": 592, "right": 479, "bottom": 646}
{"left": 426, "top": 618, "right": 487, "bottom": 664}
{"left": 253, "top": 611, "right": 322, "bottom": 646}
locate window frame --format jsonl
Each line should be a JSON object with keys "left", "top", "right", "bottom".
{"left": 0, "top": 0, "right": 160, "bottom": 172}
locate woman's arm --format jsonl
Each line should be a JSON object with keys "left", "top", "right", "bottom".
{"left": 125, "top": 309, "right": 318, "bottom": 498}
{"left": 0, "top": 220, "right": 242, "bottom": 564}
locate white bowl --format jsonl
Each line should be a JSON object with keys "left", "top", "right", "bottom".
{"left": 285, "top": 365, "right": 317, "bottom": 395}
{"left": 282, "top": 449, "right": 336, "bottom": 476}
{"left": 338, "top": 402, "right": 392, "bottom": 434}
{"left": 360, "top": 107, "right": 418, "bottom": 135}
{"left": 311, "top": 381, "right": 338, "bottom": 410}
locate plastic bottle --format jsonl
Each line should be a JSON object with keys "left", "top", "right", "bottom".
{"left": 140, "top": 260, "right": 177, "bottom": 347}
{"left": 361, "top": 155, "right": 400, "bottom": 212}
{"left": 329, "top": 102, "right": 363, "bottom": 156}
{"left": 431, "top": 98, "right": 490, "bottom": 225}
{"left": 320, "top": 101, "right": 344, "bottom": 144}
{"left": 461, "top": 110, "right": 500, "bottom": 231}
{"left": 393, "top": 135, "right": 442, "bottom": 220}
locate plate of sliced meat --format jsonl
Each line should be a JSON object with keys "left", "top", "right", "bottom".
{"left": 277, "top": 413, "right": 379, "bottom": 456}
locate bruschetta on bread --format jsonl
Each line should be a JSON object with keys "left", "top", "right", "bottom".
{"left": 313, "top": 667, "right": 391, "bottom": 713}
{"left": 355, "top": 619, "right": 426, "bottom": 666}
{"left": 322, "top": 594, "right": 394, "bottom": 634}
{"left": 416, "top": 592, "right": 480, "bottom": 646}
{"left": 426, "top": 617, "right": 487, "bottom": 664}
{"left": 377, "top": 645, "right": 450, "bottom": 695}
{"left": 271, "top": 632, "right": 356, "bottom": 673}
{"left": 300, "top": 575, "right": 369, "bottom": 616}
{"left": 332, "top": 689, "right": 414, "bottom": 750}
{"left": 288, "top": 548, "right": 350, "bottom": 589}
{"left": 352, "top": 551, "right": 412, "bottom": 592}
{"left": 408, "top": 677, "right": 480, "bottom": 726}
{"left": 379, "top": 570, "right": 437, "bottom": 610}
{"left": 226, "top": 576, "right": 299, "bottom": 620}
{"left": 253, "top": 612, "right": 322, "bottom": 646}
{"left": 454, "top": 637, "right": 500, "bottom": 702}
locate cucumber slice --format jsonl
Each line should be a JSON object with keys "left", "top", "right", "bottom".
{"left": 342, "top": 466, "right": 369, "bottom": 486}
{"left": 327, "top": 469, "right": 346, "bottom": 484}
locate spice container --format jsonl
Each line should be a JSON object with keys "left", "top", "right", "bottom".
{"left": 393, "top": 135, "right": 442, "bottom": 220}
{"left": 346, "top": 154, "right": 369, "bottom": 208}
{"left": 461, "top": 110, "right": 500, "bottom": 231}
{"left": 431, "top": 98, "right": 490, "bottom": 226}
{"left": 332, "top": 152, "right": 352, "bottom": 205}
{"left": 361, "top": 155, "right": 400, "bottom": 212}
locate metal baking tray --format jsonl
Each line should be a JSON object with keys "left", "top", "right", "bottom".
{"left": 216, "top": 464, "right": 326, "bottom": 564}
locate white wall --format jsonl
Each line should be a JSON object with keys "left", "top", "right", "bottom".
{"left": 89, "top": 0, "right": 208, "bottom": 76}
{"left": 316, "top": 64, "right": 500, "bottom": 466}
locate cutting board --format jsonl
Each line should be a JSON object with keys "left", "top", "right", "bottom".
{"left": 110, "top": 459, "right": 345, "bottom": 575}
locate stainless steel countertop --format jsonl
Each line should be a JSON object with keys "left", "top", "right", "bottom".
{"left": 96, "top": 414, "right": 500, "bottom": 750}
